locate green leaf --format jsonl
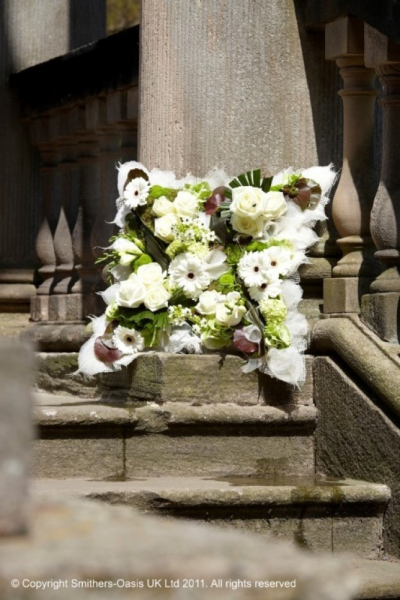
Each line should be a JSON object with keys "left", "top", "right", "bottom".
{"left": 261, "top": 176, "right": 273, "bottom": 192}
{"left": 245, "top": 241, "right": 270, "bottom": 252}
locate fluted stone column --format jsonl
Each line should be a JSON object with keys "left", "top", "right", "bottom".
{"left": 362, "top": 26, "right": 400, "bottom": 342}
{"left": 323, "top": 17, "right": 380, "bottom": 314}
{"left": 139, "top": 0, "right": 341, "bottom": 176}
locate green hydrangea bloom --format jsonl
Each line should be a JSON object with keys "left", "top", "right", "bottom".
{"left": 264, "top": 323, "right": 291, "bottom": 349}
{"left": 166, "top": 239, "right": 187, "bottom": 259}
{"left": 187, "top": 242, "right": 210, "bottom": 258}
{"left": 259, "top": 298, "right": 288, "bottom": 324}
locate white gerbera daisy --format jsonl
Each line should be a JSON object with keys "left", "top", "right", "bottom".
{"left": 112, "top": 326, "right": 145, "bottom": 355}
{"left": 260, "top": 246, "right": 294, "bottom": 277}
{"left": 123, "top": 177, "right": 150, "bottom": 209}
{"left": 169, "top": 252, "right": 211, "bottom": 299}
{"left": 238, "top": 252, "right": 270, "bottom": 287}
{"left": 248, "top": 278, "right": 282, "bottom": 303}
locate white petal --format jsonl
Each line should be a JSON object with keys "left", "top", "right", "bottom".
{"left": 241, "top": 358, "right": 262, "bottom": 373}
{"left": 266, "top": 347, "right": 305, "bottom": 386}
{"left": 112, "top": 204, "right": 131, "bottom": 228}
{"left": 110, "top": 265, "right": 132, "bottom": 282}
{"left": 117, "top": 161, "right": 150, "bottom": 197}
{"left": 204, "top": 249, "right": 230, "bottom": 280}
{"left": 98, "top": 283, "right": 120, "bottom": 306}
{"left": 76, "top": 336, "right": 113, "bottom": 376}
{"left": 302, "top": 164, "right": 337, "bottom": 197}
{"left": 280, "top": 280, "right": 303, "bottom": 309}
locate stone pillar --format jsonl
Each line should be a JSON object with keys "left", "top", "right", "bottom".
{"left": 323, "top": 17, "right": 380, "bottom": 314}
{"left": 139, "top": 0, "right": 340, "bottom": 176}
{"left": 0, "top": 0, "right": 106, "bottom": 311}
{"left": 0, "top": 340, "right": 33, "bottom": 536}
{"left": 362, "top": 26, "right": 400, "bottom": 342}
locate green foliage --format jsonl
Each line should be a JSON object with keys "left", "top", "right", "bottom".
{"left": 133, "top": 254, "right": 153, "bottom": 271}
{"left": 225, "top": 243, "right": 245, "bottom": 265}
{"left": 148, "top": 185, "right": 178, "bottom": 201}
{"left": 228, "top": 169, "right": 272, "bottom": 193}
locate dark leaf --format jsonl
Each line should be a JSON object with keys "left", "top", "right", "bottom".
{"left": 210, "top": 215, "right": 234, "bottom": 245}
{"left": 233, "top": 328, "right": 259, "bottom": 354}
{"left": 205, "top": 187, "right": 227, "bottom": 215}
{"left": 261, "top": 176, "right": 273, "bottom": 193}
{"left": 94, "top": 337, "right": 123, "bottom": 364}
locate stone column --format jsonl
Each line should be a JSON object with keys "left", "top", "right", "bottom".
{"left": 139, "top": 0, "right": 340, "bottom": 176}
{"left": 0, "top": 340, "right": 33, "bottom": 536}
{"left": 362, "top": 26, "right": 400, "bottom": 342}
{"left": 323, "top": 17, "right": 380, "bottom": 314}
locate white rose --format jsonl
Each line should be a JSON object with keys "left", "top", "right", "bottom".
{"left": 226, "top": 291, "right": 241, "bottom": 304}
{"left": 230, "top": 186, "right": 268, "bottom": 220}
{"left": 173, "top": 190, "right": 199, "bottom": 219}
{"left": 144, "top": 284, "right": 171, "bottom": 312}
{"left": 262, "top": 191, "right": 287, "bottom": 220}
{"left": 231, "top": 213, "right": 265, "bottom": 238}
{"left": 152, "top": 196, "right": 176, "bottom": 217}
{"left": 111, "top": 237, "right": 142, "bottom": 255}
{"left": 196, "top": 290, "right": 224, "bottom": 315}
{"left": 215, "top": 302, "right": 246, "bottom": 328}
{"left": 136, "top": 262, "right": 166, "bottom": 287}
{"left": 154, "top": 213, "right": 181, "bottom": 242}
{"left": 115, "top": 275, "right": 147, "bottom": 308}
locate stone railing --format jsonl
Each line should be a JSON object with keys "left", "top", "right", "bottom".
{"left": 11, "top": 26, "right": 140, "bottom": 350}
{"left": 307, "top": 2, "right": 400, "bottom": 343}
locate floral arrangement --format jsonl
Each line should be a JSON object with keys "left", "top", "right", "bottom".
{"left": 78, "top": 161, "right": 336, "bottom": 385}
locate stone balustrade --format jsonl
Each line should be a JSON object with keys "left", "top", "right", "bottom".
{"left": 307, "top": 1, "right": 400, "bottom": 343}
{"left": 11, "top": 26, "right": 140, "bottom": 349}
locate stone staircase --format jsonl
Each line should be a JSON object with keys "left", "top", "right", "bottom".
{"left": 32, "top": 352, "right": 400, "bottom": 599}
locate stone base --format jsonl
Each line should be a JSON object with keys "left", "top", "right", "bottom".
{"left": 21, "top": 322, "right": 90, "bottom": 352}
{"left": 361, "top": 292, "right": 400, "bottom": 343}
{"left": 31, "top": 293, "right": 104, "bottom": 322}
{"left": 323, "top": 277, "right": 373, "bottom": 314}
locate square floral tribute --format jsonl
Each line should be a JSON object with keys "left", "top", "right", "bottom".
{"left": 78, "top": 162, "right": 336, "bottom": 386}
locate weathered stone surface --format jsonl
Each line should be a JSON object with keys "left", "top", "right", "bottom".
{"left": 0, "top": 499, "right": 360, "bottom": 600}
{"left": 124, "top": 435, "right": 315, "bottom": 479}
{"left": 34, "top": 438, "right": 124, "bottom": 479}
{"left": 0, "top": 313, "right": 30, "bottom": 337}
{"left": 32, "top": 477, "right": 389, "bottom": 558}
{"left": 35, "top": 352, "right": 314, "bottom": 406}
{"left": 312, "top": 316, "right": 400, "bottom": 418}
{"left": 22, "top": 324, "right": 91, "bottom": 352}
{"left": 0, "top": 340, "right": 33, "bottom": 535}
{"left": 314, "top": 356, "right": 400, "bottom": 558}
{"left": 139, "top": 0, "right": 341, "bottom": 176}
{"left": 361, "top": 292, "right": 400, "bottom": 343}
{"left": 324, "top": 278, "right": 373, "bottom": 314}
{"left": 33, "top": 396, "right": 317, "bottom": 478}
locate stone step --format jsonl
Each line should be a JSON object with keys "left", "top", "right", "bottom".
{"left": 35, "top": 352, "right": 314, "bottom": 406}
{"left": 33, "top": 393, "right": 316, "bottom": 478}
{"left": 33, "top": 476, "right": 390, "bottom": 560}
{"left": 354, "top": 559, "right": 400, "bottom": 599}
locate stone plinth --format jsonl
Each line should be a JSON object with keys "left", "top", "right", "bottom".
{"left": 0, "top": 340, "right": 33, "bottom": 536}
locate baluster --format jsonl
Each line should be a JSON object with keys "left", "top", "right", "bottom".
{"left": 362, "top": 25, "right": 400, "bottom": 341}
{"left": 71, "top": 135, "right": 100, "bottom": 294}
{"left": 323, "top": 17, "right": 380, "bottom": 314}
